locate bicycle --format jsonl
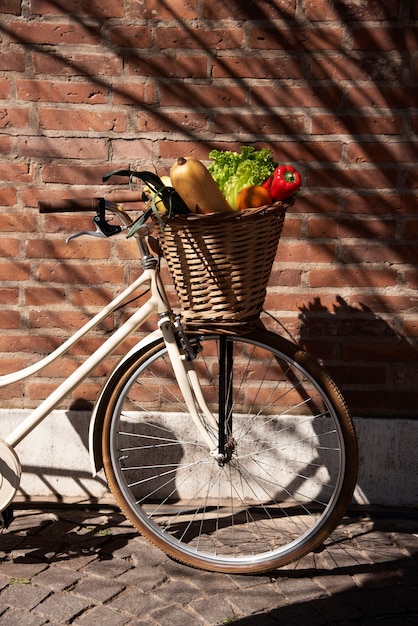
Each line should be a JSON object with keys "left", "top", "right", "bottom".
{"left": 0, "top": 181, "right": 358, "bottom": 574}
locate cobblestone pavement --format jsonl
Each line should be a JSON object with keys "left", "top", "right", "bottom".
{"left": 0, "top": 499, "right": 417, "bottom": 625}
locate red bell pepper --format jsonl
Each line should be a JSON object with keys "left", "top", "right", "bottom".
{"left": 262, "top": 165, "right": 301, "bottom": 201}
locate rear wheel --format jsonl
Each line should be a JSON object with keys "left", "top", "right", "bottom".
{"left": 102, "top": 328, "right": 358, "bottom": 573}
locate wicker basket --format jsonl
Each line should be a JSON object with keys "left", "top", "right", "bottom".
{"left": 156, "top": 201, "right": 288, "bottom": 334}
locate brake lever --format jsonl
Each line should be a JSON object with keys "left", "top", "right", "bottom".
{"left": 66, "top": 198, "right": 123, "bottom": 243}
{"left": 66, "top": 225, "right": 107, "bottom": 243}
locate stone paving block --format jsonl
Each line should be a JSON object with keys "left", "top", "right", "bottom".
{"left": 274, "top": 575, "right": 326, "bottom": 603}
{"left": 115, "top": 563, "right": 167, "bottom": 591}
{"left": 312, "top": 573, "right": 358, "bottom": 596}
{"left": 83, "top": 556, "right": 132, "bottom": 579}
{"left": 34, "top": 590, "right": 92, "bottom": 624}
{"left": 189, "top": 570, "right": 240, "bottom": 594}
{"left": 125, "top": 537, "right": 169, "bottom": 569}
{"left": 353, "top": 568, "right": 406, "bottom": 589}
{"left": 74, "top": 603, "right": 132, "bottom": 626}
{"left": 0, "top": 582, "right": 50, "bottom": 610}
{"left": 150, "top": 603, "right": 206, "bottom": 626}
{"left": 0, "top": 606, "right": 47, "bottom": 626}
{"left": 227, "top": 585, "right": 286, "bottom": 618}
{"left": 228, "top": 614, "right": 277, "bottom": 626}
{"left": 32, "top": 565, "right": 81, "bottom": 591}
{"left": 109, "top": 588, "right": 162, "bottom": 616}
{"left": 0, "top": 560, "right": 48, "bottom": 580}
{"left": 152, "top": 579, "right": 201, "bottom": 606}
{"left": 270, "top": 602, "right": 327, "bottom": 626}
{"left": 189, "top": 595, "right": 239, "bottom": 625}
{"left": 312, "top": 591, "right": 363, "bottom": 623}
{"left": 72, "top": 575, "right": 125, "bottom": 603}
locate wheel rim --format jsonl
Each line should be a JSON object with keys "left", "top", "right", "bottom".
{"left": 104, "top": 333, "right": 356, "bottom": 571}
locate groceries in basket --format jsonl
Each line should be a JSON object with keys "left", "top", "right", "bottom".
{"left": 168, "top": 146, "right": 301, "bottom": 214}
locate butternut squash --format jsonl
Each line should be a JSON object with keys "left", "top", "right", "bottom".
{"left": 170, "top": 157, "right": 234, "bottom": 214}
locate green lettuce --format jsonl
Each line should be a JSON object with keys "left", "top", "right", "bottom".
{"left": 208, "top": 146, "right": 277, "bottom": 209}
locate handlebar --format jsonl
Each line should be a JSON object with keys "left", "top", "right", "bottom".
{"left": 39, "top": 191, "right": 144, "bottom": 213}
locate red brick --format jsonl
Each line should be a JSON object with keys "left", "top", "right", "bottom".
{"left": 29, "top": 310, "right": 113, "bottom": 331}
{"left": 405, "top": 167, "right": 418, "bottom": 189}
{"left": 0, "top": 161, "right": 32, "bottom": 182}
{"left": 249, "top": 26, "right": 343, "bottom": 50}
{"left": 339, "top": 243, "right": 417, "bottom": 265}
{"left": 307, "top": 167, "right": 398, "bottom": 190}
{"left": 38, "top": 109, "right": 127, "bottom": 133}
{"left": 0, "top": 287, "right": 19, "bottom": 305}
{"left": 16, "top": 80, "right": 107, "bottom": 104}
{"left": 311, "top": 55, "right": 403, "bottom": 83}
{"left": 26, "top": 238, "right": 110, "bottom": 259}
{"left": 347, "top": 294, "right": 418, "bottom": 315}
{"left": 307, "top": 218, "right": 339, "bottom": 239}
{"left": 0, "top": 212, "right": 36, "bottom": 232}
{"left": 0, "top": 238, "right": 19, "bottom": 257}
{"left": 202, "top": 0, "right": 296, "bottom": 20}
{"left": 111, "top": 139, "right": 153, "bottom": 161}
{"left": 337, "top": 219, "right": 397, "bottom": 240}
{"left": 213, "top": 56, "right": 302, "bottom": 80}
{"left": 309, "top": 267, "right": 397, "bottom": 288}
{"left": 70, "top": 287, "right": 115, "bottom": 307}
{"left": 404, "top": 270, "right": 418, "bottom": 290}
{"left": 250, "top": 85, "right": 343, "bottom": 110}
{"left": 295, "top": 194, "right": 339, "bottom": 213}
{"left": 0, "top": 187, "right": 17, "bottom": 206}
{"left": 280, "top": 217, "right": 302, "bottom": 238}
{"left": 352, "top": 27, "right": 418, "bottom": 52}
{"left": 108, "top": 26, "right": 153, "bottom": 48}
{"left": 0, "top": 261, "right": 30, "bottom": 281}
{"left": 0, "top": 106, "right": 31, "bottom": 130}
{"left": 25, "top": 287, "right": 66, "bottom": 306}
{"left": 2, "top": 0, "right": 21, "bottom": 14}
{"left": 32, "top": 51, "right": 122, "bottom": 77}
{"left": 137, "top": 111, "right": 208, "bottom": 133}
{"left": 0, "top": 311, "right": 20, "bottom": 329}
{"left": 159, "top": 84, "right": 247, "bottom": 108}
{"left": 403, "top": 219, "right": 418, "bottom": 240}
{"left": 130, "top": 0, "right": 198, "bottom": 20}
{"left": 0, "top": 78, "right": 11, "bottom": 98}
{"left": 0, "top": 50, "right": 25, "bottom": 72}
{"left": 37, "top": 263, "right": 124, "bottom": 284}
{"left": 402, "top": 319, "right": 418, "bottom": 337}
{"left": 41, "top": 164, "right": 117, "bottom": 185}
{"left": 155, "top": 26, "right": 244, "bottom": 50}
{"left": 349, "top": 142, "right": 417, "bottom": 164}
{"left": 312, "top": 114, "right": 403, "bottom": 136}
{"left": 346, "top": 86, "right": 415, "bottom": 109}
{"left": 276, "top": 241, "right": 336, "bottom": 264}
{"left": 305, "top": 0, "right": 400, "bottom": 21}
{"left": 7, "top": 21, "right": 101, "bottom": 45}
{"left": 343, "top": 194, "right": 411, "bottom": 216}
{"left": 128, "top": 54, "right": 207, "bottom": 79}
{"left": 30, "top": 0, "right": 125, "bottom": 18}
{"left": 215, "top": 112, "right": 305, "bottom": 136}
{"left": 113, "top": 82, "right": 155, "bottom": 106}
{"left": 18, "top": 137, "right": 107, "bottom": 160}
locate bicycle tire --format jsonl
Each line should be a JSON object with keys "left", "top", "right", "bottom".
{"left": 102, "top": 328, "right": 358, "bottom": 574}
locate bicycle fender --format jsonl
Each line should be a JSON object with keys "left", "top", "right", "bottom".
{"left": 89, "top": 328, "right": 163, "bottom": 476}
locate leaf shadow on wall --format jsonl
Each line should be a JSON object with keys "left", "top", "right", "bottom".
{"left": 297, "top": 295, "right": 418, "bottom": 418}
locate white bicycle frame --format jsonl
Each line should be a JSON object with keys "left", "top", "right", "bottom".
{"left": 0, "top": 207, "right": 218, "bottom": 515}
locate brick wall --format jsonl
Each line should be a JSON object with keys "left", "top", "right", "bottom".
{"left": 0, "top": 0, "right": 417, "bottom": 416}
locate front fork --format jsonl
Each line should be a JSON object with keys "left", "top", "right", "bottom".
{"left": 159, "top": 316, "right": 234, "bottom": 465}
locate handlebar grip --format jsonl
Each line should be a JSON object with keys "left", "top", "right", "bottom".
{"left": 39, "top": 198, "right": 99, "bottom": 213}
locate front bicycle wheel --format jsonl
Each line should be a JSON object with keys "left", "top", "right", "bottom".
{"left": 102, "top": 328, "right": 357, "bottom": 574}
